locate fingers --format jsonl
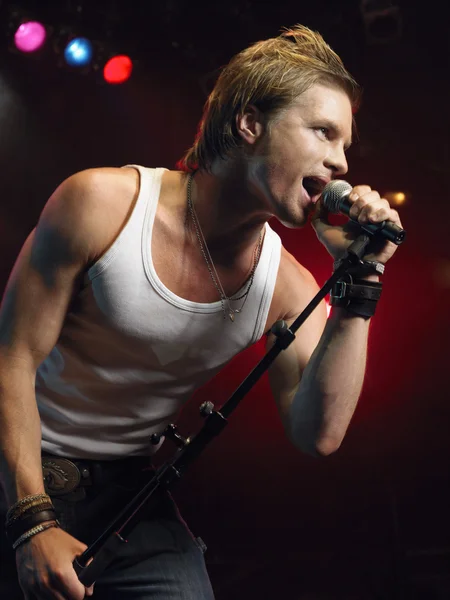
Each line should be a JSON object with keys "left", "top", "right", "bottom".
{"left": 47, "top": 572, "right": 86, "bottom": 600}
{"left": 311, "top": 195, "right": 329, "bottom": 224}
{"left": 348, "top": 186, "right": 403, "bottom": 228}
{"left": 83, "top": 557, "right": 95, "bottom": 597}
{"left": 18, "top": 530, "right": 91, "bottom": 600}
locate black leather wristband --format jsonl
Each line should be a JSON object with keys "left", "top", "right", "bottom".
{"left": 6, "top": 501, "right": 54, "bottom": 527}
{"left": 330, "top": 278, "right": 383, "bottom": 319}
{"left": 6, "top": 509, "right": 58, "bottom": 542}
{"left": 331, "top": 279, "right": 382, "bottom": 302}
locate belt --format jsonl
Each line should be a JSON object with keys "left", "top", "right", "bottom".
{"left": 42, "top": 454, "right": 154, "bottom": 501}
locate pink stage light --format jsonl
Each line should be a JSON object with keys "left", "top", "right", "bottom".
{"left": 14, "top": 21, "right": 47, "bottom": 53}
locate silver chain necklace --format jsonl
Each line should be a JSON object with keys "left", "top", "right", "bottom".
{"left": 187, "top": 172, "right": 263, "bottom": 322}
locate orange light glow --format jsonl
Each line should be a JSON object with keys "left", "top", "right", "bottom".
{"left": 385, "top": 191, "right": 408, "bottom": 206}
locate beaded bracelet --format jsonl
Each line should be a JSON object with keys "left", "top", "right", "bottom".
{"left": 12, "top": 521, "right": 59, "bottom": 551}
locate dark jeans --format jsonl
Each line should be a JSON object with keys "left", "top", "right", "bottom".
{"left": 0, "top": 456, "right": 215, "bottom": 599}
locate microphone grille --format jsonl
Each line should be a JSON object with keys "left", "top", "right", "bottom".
{"left": 322, "top": 180, "right": 352, "bottom": 214}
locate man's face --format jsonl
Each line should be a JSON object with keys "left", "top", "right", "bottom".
{"left": 246, "top": 83, "right": 353, "bottom": 228}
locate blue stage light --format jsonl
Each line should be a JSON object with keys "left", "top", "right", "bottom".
{"left": 64, "top": 38, "right": 93, "bottom": 67}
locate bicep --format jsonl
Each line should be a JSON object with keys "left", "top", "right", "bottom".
{"left": 0, "top": 180, "right": 93, "bottom": 370}
{"left": 266, "top": 284, "right": 327, "bottom": 426}
{"left": 0, "top": 230, "right": 84, "bottom": 370}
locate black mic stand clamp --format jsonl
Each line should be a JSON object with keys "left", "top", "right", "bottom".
{"left": 73, "top": 234, "right": 372, "bottom": 586}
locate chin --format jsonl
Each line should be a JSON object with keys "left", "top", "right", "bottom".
{"left": 275, "top": 205, "right": 310, "bottom": 229}
{"left": 277, "top": 216, "right": 308, "bottom": 229}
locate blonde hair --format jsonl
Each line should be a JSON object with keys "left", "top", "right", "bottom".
{"left": 178, "top": 24, "right": 361, "bottom": 172}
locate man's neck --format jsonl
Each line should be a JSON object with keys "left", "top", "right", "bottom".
{"left": 188, "top": 161, "right": 270, "bottom": 263}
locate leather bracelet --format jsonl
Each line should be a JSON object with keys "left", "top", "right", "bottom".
{"left": 6, "top": 501, "right": 54, "bottom": 527}
{"left": 330, "top": 277, "right": 383, "bottom": 319}
{"left": 331, "top": 279, "right": 383, "bottom": 302}
{"left": 6, "top": 509, "right": 58, "bottom": 543}
{"left": 6, "top": 494, "right": 52, "bottom": 523}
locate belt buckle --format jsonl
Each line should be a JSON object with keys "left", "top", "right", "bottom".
{"left": 42, "top": 457, "right": 81, "bottom": 497}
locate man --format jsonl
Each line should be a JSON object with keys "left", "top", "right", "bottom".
{"left": 0, "top": 24, "right": 401, "bottom": 599}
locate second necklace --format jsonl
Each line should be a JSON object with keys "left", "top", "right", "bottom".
{"left": 187, "top": 172, "right": 263, "bottom": 322}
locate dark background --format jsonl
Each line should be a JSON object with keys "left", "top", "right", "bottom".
{"left": 0, "top": 0, "right": 449, "bottom": 598}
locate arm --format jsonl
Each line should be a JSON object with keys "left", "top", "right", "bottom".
{"left": 0, "top": 172, "right": 101, "bottom": 504}
{"left": 268, "top": 185, "right": 401, "bottom": 457}
{"left": 0, "top": 167, "right": 136, "bottom": 504}
{"left": 294, "top": 305, "right": 374, "bottom": 456}
{"left": 0, "top": 169, "right": 130, "bottom": 599}
{"left": 267, "top": 279, "right": 372, "bottom": 457}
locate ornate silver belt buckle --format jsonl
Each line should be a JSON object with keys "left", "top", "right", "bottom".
{"left": 42, "top": 457, "right": 81, "bottom": 496}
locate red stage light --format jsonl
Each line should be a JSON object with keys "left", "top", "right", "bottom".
{"left": 103, "top": 55, "right": 133, "bottom": 84}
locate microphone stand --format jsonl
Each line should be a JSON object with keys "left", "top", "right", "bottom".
{"left": 74, "top": 234, "right": 371, "bottom": 586}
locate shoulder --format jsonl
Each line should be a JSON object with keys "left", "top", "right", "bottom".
{"left": 271, "top": 245, "right": 325, "bottom": 322}
{"left": 40, "top": 166, "right": 141, "bottom": 263}
{"left": 47, "top": 166, "right": 139, "bottom": 215}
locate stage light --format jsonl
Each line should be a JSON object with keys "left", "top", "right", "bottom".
{"left": 14, "top": 21, "right": 47, "bottom": 53}
{"left": 64, "top": 37, "right": 93, "bottom": 67}
{"left": 392, "top": 192, "right": 406, "bottom": 205}
{"left": 385, "top": 191, "right": 409, "bottom": 206}
{"left": 103, "top": 55, "right": 133, "bottom": 84}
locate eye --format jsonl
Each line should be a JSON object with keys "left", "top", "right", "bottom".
{"left": 315, "top": 127, "right": 330, "bottom": 139}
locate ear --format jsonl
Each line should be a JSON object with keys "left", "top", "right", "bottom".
{"left": 235, "top": 105, "right": 265, "bottom": 145}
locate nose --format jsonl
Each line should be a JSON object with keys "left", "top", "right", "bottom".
{"left": 324, "top": 144, "right": 348, "bottom": 177}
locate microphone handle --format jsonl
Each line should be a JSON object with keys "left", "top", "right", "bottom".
{"left": 339, "top": 199, "right": 406, "bottom": 245}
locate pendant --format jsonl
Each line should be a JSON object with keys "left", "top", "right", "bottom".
{"left": 229, "top": 312, "right": 235, "bottom": 322}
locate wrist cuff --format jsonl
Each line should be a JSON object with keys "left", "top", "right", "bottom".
{"left": 330, "top": 277, "right": 383, "bottom": 319}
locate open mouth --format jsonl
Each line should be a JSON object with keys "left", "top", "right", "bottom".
{"left": 302, "top": 176, "right": 326, "bottom": 202}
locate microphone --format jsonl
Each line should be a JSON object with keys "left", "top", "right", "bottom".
{"left": 322, "top": 180, "right": 406, "bottom": 245}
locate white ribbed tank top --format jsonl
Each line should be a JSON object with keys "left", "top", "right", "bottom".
{"left": 37, "top": 166, "right": 281, "bottom": 459}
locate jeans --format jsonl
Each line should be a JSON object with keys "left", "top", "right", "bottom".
{"left": 0, "top": 457, "right": 215, "bottom": 599}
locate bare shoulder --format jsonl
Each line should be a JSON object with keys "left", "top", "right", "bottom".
{"left": 41, "top": 166, "right": 140, "bottom": 263}
{"left": 270, "top": 245, "right": 324, "bottom": 322}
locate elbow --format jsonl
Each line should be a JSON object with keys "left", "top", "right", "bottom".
{"left": 288, "top": 428, "right": 343, "bottom": 458}
{"left": 285, "top": 392, "right": 349, "bottom": 457}
{"left": 314, "top": 434, "right": 343, "bottom": 457}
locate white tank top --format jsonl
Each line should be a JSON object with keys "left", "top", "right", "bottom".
{"left": 37, "top": 166, "right": 281, "bottom": 459}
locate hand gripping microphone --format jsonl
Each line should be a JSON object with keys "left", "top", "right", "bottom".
{"left": 322, "top": 180, "right": 406, "bottom": 245}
